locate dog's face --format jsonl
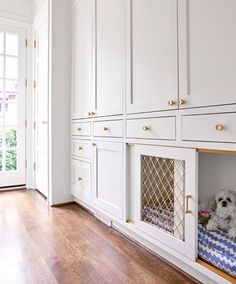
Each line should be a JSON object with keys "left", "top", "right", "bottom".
{"left": 215, "top": 191, "right": 236, "bottom": 217}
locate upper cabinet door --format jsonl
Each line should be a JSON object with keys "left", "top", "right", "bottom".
{"left": 95, "top": 0, "right": 125, "bottom": 117}
{"left": 72, "top": 0, "right": 95, "bottom": 119}
{"left": 178, "top": 0, "right": 236, "bottom": 109}
{"left": 126, "top": 0, "right": 178, "bottom": 114}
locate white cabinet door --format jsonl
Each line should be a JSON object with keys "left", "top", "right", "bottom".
{"left": 134, "top": 145, "right": 197, "bottom": 260}
{"left": 72, "top": 0, "right": 95, "bottom": 119}
{"left": 72, "top": 159, "right": 92, "bottom": 203}
{"left": 126, "top": 0, "right": 178, "bottom": 114}
{"left": 95, "top": 0, "right": 125, "bottom": 117}
{"left": 93, "top": 141, "right": 124, "bottom": 219}
{"left": 178, "top": 0, "right": 236, "bottom": 109}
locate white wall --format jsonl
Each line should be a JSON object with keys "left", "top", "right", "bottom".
{"left": 0, "top": 0, "right": 33, "bottom": 22}
{"left": 199, "top": 153, "right": 236, "bottom": 202}
{"left": 48, "top": 0, "right": 72, "bottom": 205}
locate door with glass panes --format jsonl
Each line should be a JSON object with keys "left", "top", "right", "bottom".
{"left": 0, "top": 26, "right": 26, "bottom": 188}
{"left": 134, "top": 145, "right": 197, "bottom": 260}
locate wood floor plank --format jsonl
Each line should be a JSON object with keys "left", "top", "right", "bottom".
{"left": 0, "top": 190, "right": 199, "bottom": 284}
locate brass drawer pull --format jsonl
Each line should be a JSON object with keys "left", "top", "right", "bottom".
{"left": 215, "top": 124, "right": 224, "bottom": 131}
{"left": 168, "top": 100, "right": 176, "bottom": 106}
{"left": 179, "top": 99, "right": 186, "bottom": 106}
{"left": 185, "top": 195, "right": 192, "bottom": 214}
{"left": 77, "top": 128, "right": 82, "bottom": 132}
{"left": 91, "top": 112, "right": 96, "bottom": 116}
{"left": 142, "top": 126, "right": 150, "bottom": 131}
{"left": 78, "top": 147, "right": 83, "bottom": 151}
{"left": 78, "top": 177, "right": 83, "bottom": 181}
{"left": 103, "top": 127, "right": 109, "bottom": 131}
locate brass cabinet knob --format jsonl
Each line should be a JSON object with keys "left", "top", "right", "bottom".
{"left": 78, "top": 177, "right": 83, "bottom": 181}
{"left": 92, "top": 143, "right": 96, "bottom": 147}
{"left": 185, "top": 195, "right": 192, "bottom": 214}
{"left": 78, "top": 147, "right": 83, "bottom": 151}
{"left": 88, "top": 112, "right": 92, "bottom": 116}
{"left": 42, "top": 120, "right": 48, "bottom": 125}
{"left": 179, "top": 99, "right": 186, "bottom": 106}
{"left": 168, "top": 100, "right": 176, "bottom": 106}
{"left": 91, "top": 112, "right": 96, "bottom": 116}
{"left": 215, "top": 124, "right": 224, "bottom": 131}
{"left": 142, "top": 126, "right": 150, "bottom": 131}
{"left": 103, "top": 127, "right": 109, "bottom": 131}
{"left": 77, "top": 128, "right": 82, "bottom": 132}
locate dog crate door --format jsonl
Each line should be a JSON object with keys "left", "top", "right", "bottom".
{"left": 134, "top": 145, "right": 197, "bottom": 260}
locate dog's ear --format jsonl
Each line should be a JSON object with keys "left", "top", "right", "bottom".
{"left": 209, "top": 197, "right": 217, "bottom": 211}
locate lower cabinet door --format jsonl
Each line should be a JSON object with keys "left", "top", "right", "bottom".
{"left": 71, "top": 159, "right": 92, "bottom": 203}
{"left": 93, "top": 141, "right": 124, "bottom": 219}
{"left": 134, "top": 145, "right": 197, "bottom": 260}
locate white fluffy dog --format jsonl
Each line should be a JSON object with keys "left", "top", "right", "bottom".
{"left": 205, "top": 191, "right": 236, "bottom": 238}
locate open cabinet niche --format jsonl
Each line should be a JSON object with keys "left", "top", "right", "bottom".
{"left": 198, "top": 151, "right": 236, "bottom": 280}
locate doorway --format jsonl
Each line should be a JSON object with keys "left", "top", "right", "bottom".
{"left": 0, "top": 25, "right": 26, "bottom": 188}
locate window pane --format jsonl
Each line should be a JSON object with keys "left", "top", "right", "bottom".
{"left": 6, "top": 34, "right": 18, "bottom": 56}
{"left": 5, "top": 128, "right": 17, "bottom": 147}
{"left": 0, "top": 33, "right": 3, "bottom": 54}
{"left": 6, "top": 57, "right": 18, "bottom": 79}
{"left": 5, "top": 80, "right": 18, "bottom": 103}
{"left": 0, "top": 56, "right": 3, "bottom": 78}
{"left": 0, "top": 127, "right": 3, "bottom": 147}
{"left": 5, "top": 103, "right": 17, "bottom": 125}
{"left": 6, "top": 150, "right": 17, "bottom": 171}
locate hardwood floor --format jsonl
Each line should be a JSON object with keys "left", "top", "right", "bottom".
{"left": 0, "top": 190, "right": 199, "bottom": 284}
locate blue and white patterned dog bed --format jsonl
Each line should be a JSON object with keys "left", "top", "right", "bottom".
{"left": 198, "top": 224, "right": 236, "bottom": 277}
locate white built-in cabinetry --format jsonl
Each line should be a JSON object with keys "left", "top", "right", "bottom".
{"left": 71, "top": 0, "right": 236, "bottom": 283}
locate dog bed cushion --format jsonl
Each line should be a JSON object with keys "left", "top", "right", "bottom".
{"left": 198, "top": 224, "right": 236, "bottom": 277}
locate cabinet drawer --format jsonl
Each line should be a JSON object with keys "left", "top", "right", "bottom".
{"left": 126, "top": 117, "right": 176, "bottom": 140}
{"left": 71, "top": 159, "right": 91, "bottom": 202}
{"left": 72, "top": 122, "right": 91, "bottom": 136}
{"left": 182, "top": 113, "right": 236, "bottom": 143}
{"left": 93, "top": 120, "right": 123, "bottom": 138}
{"left": 72, "top": 140, "right": 92, "bottom": 160}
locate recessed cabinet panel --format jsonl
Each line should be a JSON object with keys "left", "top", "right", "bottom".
{"left": 126, "top": 0, "right": 178, "bottom": 114}
{"left": 96, "top": 0, "right": 125, "bottom": 117}
{"left": 93, "top": 142, "right": 124, "bottom": 219}
{"left": 178, "top": 0, "right": 236, "bottom": 108}
{"left": 72, "top": 159, "right": 92, "bottom": 203}
{"left": 72, "top": 0, "right": 95, "bottom": 119}
{"left": 72, "top": 122, "right": 91, "bottom": 137}
{"left": 93, "top": 120, "right": 123, "bottom": 138}
{"left": 72, "top": 140, "right": 93, "bottom": 160}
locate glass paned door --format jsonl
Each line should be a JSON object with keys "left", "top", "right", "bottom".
{"left": 134, "top": 145, "right": 197, "bottom": 260}
{"left": 0, "top": 26, "right": 26, "bottom": 188}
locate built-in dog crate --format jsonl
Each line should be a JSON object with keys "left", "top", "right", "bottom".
{"left": 198, "top": 150, "right": 236, "bottom": 281}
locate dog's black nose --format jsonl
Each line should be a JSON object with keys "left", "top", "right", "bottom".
{"left": 222, "top": 201, "right": 227, "bottom": 207}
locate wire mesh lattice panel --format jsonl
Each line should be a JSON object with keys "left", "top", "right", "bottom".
{"left": 141, "top": 155, "right": 185, "bottom": 241}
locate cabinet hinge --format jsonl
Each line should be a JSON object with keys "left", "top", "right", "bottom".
{"left": 25, "top": 79, "right": 28, "bottom": 87}
{"left": 25, "top": 160, "right": 27, "bottom": 168}
{"left": 33, "top": 121, "right": 36, "bottom": 130}
{"left": 34, "top": 163, "right": 36, "bottom": 171}
{"left": 34, "top": 40, "right": 37, "bottom": 48}
{"left": 34, "top": 81, "right": 37, "bottom": 89}
{"left": 25, "top": 39, "right": 28, "bottom": 47}
{"left": 25, "top": 120, "right": 27, "bottom": 128}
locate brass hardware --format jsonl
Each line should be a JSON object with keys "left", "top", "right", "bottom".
{"left": 25, "top": 79, "right": 28, "bottom": 87}
{"left": 25, "top": 120, "right": 27, "bottom": 128}
{"left": 88, "top": 112, "right": 92, "bottom": 116}
{"left": 185, "top": 195, "right": 192, "bottom": 214}
{"left": 33, "top": 121, "right": 36, "bottom": 130}
{"left": 77, "top": 128, "right": 82, "bottom": 132}
{"left": 33, "top": 81, "right": 37, "bottom": 89}
{"left": 168, "top": 100, "right": 175, "bottom": 106}
{"left": 179, "top": 99, "right": 186, "bottom": 106}
{"left": 92, "top": 143, "right": 96, "bottom": 147}
{"left": 91, "top": 112, "right": 96, "bottom": 116}
{"left": 34, "top": 40, "right": 36, "bottom": 48}
{"left": 142, "top": 126, "right": 150, "bottom": 131}
{"left": 25, "top": 39, "right": 28, "bottom": 47}
{"left": 215, "top": 124, "right": 224, "bottom": 131}
{"left": 79, "top": 147, "right": 83, "bottom": 151}
{"left": 78, "top": 177, "right": 83, "bottom": 181}
{"left": 42, "top": 120, "right": 48, "bottom": 125}
{"left": 103, "top": 127, "right": 109, "bottom": 131}
{"left": 25, "top": 160, "right": 27, "bottom": 168}
{"left": 34, "top": 163, "right": 36, "bottom": 171}
{"left": 127, "top": 220, "right": 134, "bottom": 225}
